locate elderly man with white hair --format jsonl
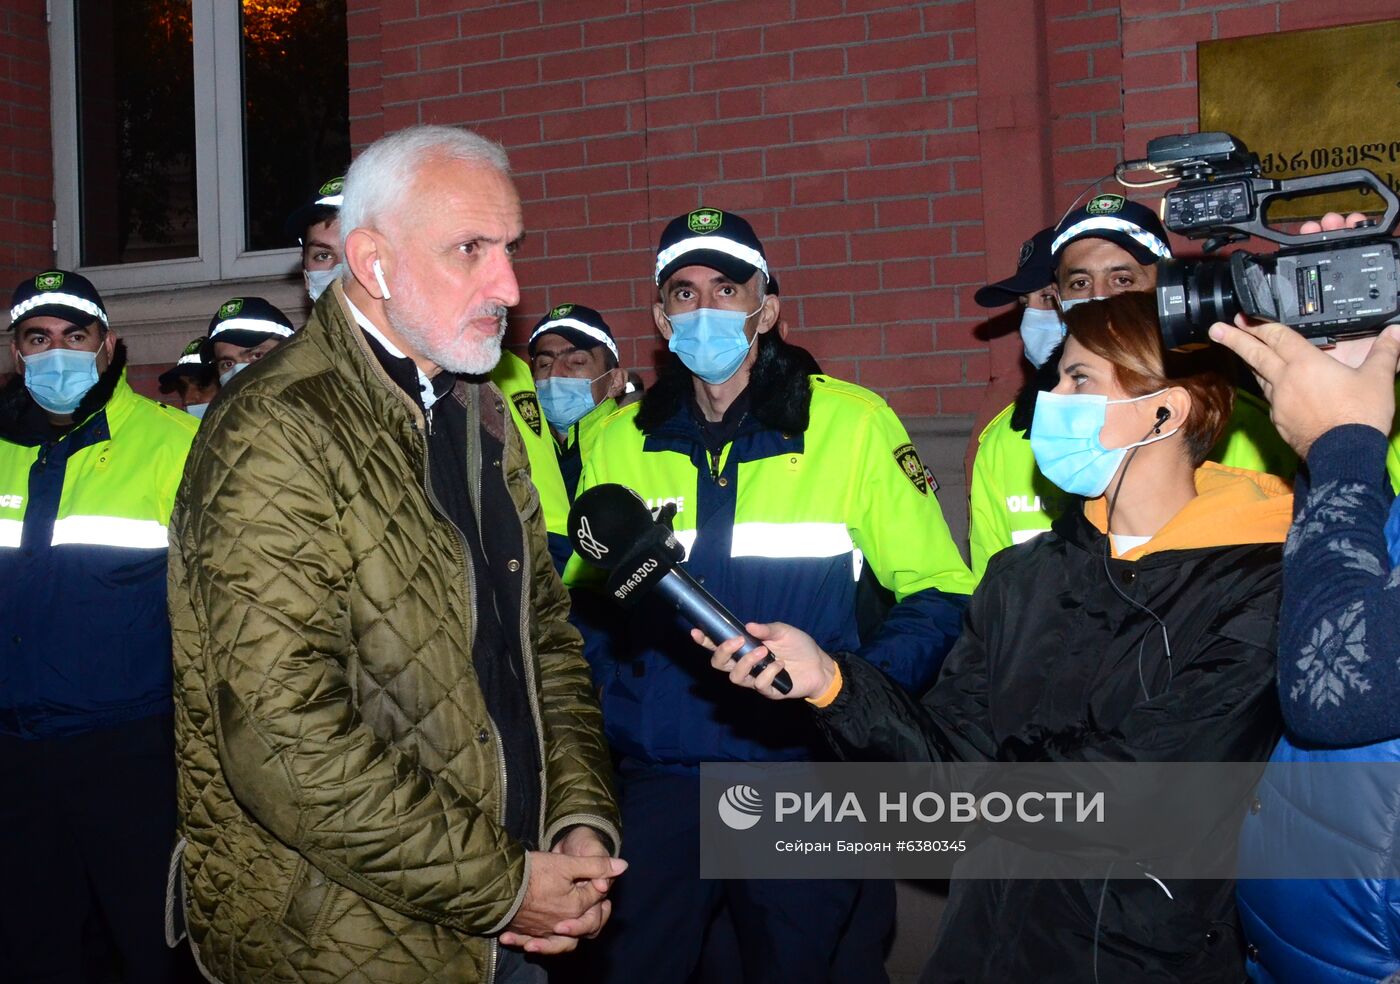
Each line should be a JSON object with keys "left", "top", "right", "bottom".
{"left": 168, "top": 124, "right": 623, "bottom": 984}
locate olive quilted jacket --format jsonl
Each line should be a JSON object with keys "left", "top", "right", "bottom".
{"left": 169, "top": 283, "right": 619, "bottom": 983}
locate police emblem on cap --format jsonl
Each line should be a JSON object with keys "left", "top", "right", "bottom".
{"left": 35, "top": 271, "right": 64, "bottom": 291}
{"left": 688, "top": 208, "right": 723, "bottom": 234}
{"left": 218, "top": 298, "right": 244, "bottom": 320}
{"left": 550, "top": 303, "right": 574, "bottom": 319}
{"left": 512, "top": 391, "right": 543, "bottom": 437}
{"left": 1017, "top": 238, "right": 1036, "bottom": 269}
{"left": 894, "top": 443, "right": 930, "bottom": 496}
{"left": 1086, "top": 194, "right": 1125, "bottom": 215}
{"left": 319, "top": 177, "right": 344, "bottom": 196}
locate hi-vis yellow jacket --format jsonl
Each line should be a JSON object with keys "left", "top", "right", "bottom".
{"left": 566, "top": 364, "right": 976, "bottom": 766}
{"left": 491, "top": 350, "right": 573, "bottom": 568}
{"left": 0, "top": 372, "right": 197, "bottom": 737}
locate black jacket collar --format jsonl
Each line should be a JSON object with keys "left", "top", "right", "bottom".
{"left": 633, "top": 334, "right": 819, "bottom": 437}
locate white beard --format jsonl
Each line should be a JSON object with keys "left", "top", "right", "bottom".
{"left": 387, "top": 305, "right": 507, "bottom": 375}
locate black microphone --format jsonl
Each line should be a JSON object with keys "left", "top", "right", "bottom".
{"left": 569, "top": 484, "right": 793, "bottom": 695}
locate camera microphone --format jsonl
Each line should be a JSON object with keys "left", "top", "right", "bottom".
{"left": 569, "top": 484, "right": 793, "bottom": 695}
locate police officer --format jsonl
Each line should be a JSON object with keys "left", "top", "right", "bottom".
{"left": 492, "top": 344, "right": 575, "bottom": 571}
{"left": 158, "top": 335, "right": 221, "bottom": 421}
{"left": 527, "top": 302, "right": 626, "bottom": 496}
{"left": 568, "top": 208, "right": 976, "bottom": 983}
{"left": 203, "top": 295, "right": 296, "bottom": 388}
{"left": 967, "top": 226, "right": 1066, "bottom": 577}
{"left": 967, "top": 195, "right": 1297, "bottom": 576}
{"left": 286, "top": 174, "right": 345, "bottom": 305}
{"left": 0, "top": 270, "right": 198, "bottom": 981}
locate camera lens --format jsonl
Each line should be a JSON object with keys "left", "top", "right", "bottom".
{"left": 1155, "top": 259, "right": 1239, "bottom": 350}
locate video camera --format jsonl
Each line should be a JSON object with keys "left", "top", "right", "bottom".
{"left": 1116, "top": 132, "right": 1400, "bottom": 349}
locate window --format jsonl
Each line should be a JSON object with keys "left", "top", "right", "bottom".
{"left": 50, "top": 0, "right": 349, "bottom": 291}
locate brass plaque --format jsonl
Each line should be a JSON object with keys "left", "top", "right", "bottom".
{"left": 1198, "top": 19, "right": 1400, "bottom": 221}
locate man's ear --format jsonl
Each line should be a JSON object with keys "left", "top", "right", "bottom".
{"left": 602, "top": 367, "right": 627, "bottom": 401}
{"left": 344, "top": 228, "right": 387, "bottom": 299}
{"left": 652, "top": 301, "right": 672, "bottom": 341}
{"left": 103, "top": 328, "right": 118, "bottom": 361}
{"left": 754, "top": 293, "right": 780, "bottom": 336}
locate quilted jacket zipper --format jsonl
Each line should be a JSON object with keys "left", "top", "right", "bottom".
{"left": 349, "top": 325, "right": 513, "bottom": 984}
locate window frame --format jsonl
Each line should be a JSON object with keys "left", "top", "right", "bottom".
{"left": 49, "top": 0, "right": 300, "bottom": 292}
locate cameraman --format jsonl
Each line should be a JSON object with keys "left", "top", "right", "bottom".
{"left": 1218, "top": 212, "right": 1400, "bottom": 984}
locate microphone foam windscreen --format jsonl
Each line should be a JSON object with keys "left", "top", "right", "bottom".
{"left": 569, "top": 484, "right": 656, "bottom": 570}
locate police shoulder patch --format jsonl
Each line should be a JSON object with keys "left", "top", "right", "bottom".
{"left": 512, "top": 391, "right": 543, "bottom": 437}
{"left": 894, "top": 442, "right": 930, "bottom": 496}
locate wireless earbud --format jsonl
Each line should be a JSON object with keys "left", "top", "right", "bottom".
{"left": 372, "top": 258, "right": 392, "bottom": 300}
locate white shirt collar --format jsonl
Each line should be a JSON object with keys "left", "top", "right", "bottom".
{"left": 343, "top": 296, "right": 441, "bottom": 410}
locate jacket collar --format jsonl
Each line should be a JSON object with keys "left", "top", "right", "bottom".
{"left": 632, "top": 334, "right": 818, "bottom": 437}
{"left": 1060, "top": 462, "right": 1293, "bottom": 560}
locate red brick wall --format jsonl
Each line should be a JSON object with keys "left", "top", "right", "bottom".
{"left": 8, "top": 0, "right": 1392, "bottom": 408}
{"left": 353, "top": 0, "right": 990, "bottom": 420}
{"left": 0, "top": 0, "right": 54, "bottom": 308}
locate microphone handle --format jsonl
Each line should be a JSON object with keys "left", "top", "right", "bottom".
{"left": 655, "top": 568, "right": 793, "bottom": 695}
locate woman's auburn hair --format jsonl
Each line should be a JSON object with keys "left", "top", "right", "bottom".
{"left": 1063, "top": 292, "right": 1234, "bottom": 466}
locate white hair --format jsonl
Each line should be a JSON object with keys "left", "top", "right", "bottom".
{"left": 339, "top": 125, "right": 510, "bottom": 253}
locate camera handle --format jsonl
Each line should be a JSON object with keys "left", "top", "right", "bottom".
{"left": 1248, "top": 170, "right": 1400, "bottom": 246}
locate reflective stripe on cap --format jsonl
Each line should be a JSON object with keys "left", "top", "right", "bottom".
{"left": 315, "top": 193, "right": 344, "bottom": 207}
{"left": 528, "top": 318, "right": 619, "bottom": 362}
{"left": 10, "top": 292, "right": 109, "bottom": 327}
{"left": 209, "top": 317, "right": 295, "bottom": 340}
{"left": 654, "top": 235, "right": 769, "bottom": 284}
{"left": 1051, "top": 217, "right": 1171, "bottom": 260}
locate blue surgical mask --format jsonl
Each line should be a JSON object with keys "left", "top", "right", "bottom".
{"left": 186, "top": 403, "right": 210, "bottom": 421}
{"left": 1019, "top": 306, "right": 1066, "bottom": 368}
{"left": 1030, "top": 389, "right": 1179, "bottom": 498}
{"left": 666, "top": 305, "right": 761, "bottom": 385}
{"left": 219, "top": 362, "right": 249, "bottom": 388}
{"left": 537, "top": 375, "right": 601, "bottom": 430}
{"left": 22, "top": 348, "right": 101, "bottom": 415}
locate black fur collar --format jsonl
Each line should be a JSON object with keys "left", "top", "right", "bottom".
{"left": 634, "top": 334, "right": 816, "bottom": 436}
